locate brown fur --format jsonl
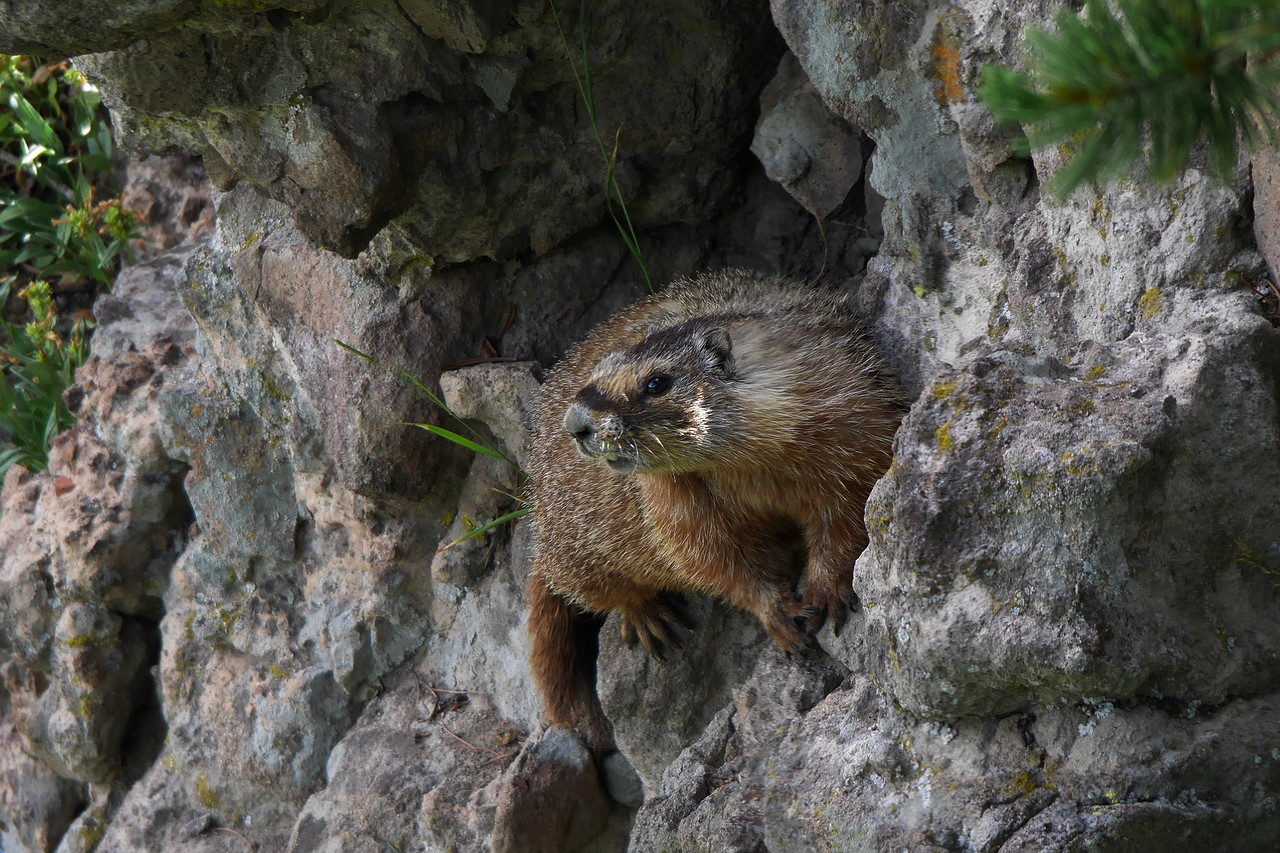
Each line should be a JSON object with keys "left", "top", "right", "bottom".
{"left": 526, "top": 270, "right": 903, "bottom": 745}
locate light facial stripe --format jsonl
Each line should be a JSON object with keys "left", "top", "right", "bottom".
{"left": 679, "top": 391, "right": 711, "bottom": 442}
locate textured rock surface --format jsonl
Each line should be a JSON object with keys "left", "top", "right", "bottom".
{"left": 119, "top": 152, "right": 216, "bottom": 257}
{"left": 61, "top": 0, "right": 779, "bottom": 261}
{"left": 0, "top": 245, "right": 195, "bottom": 852}
{"left": 854, "top": 297, "right": 1280, "bottom": 719}
{"left": 1253, "top": 146, "right": 1280, "bottom": 284}
{"left": 752, "top": 52, "right": 865, "bottom": 220}
{"left": 2, "top": 0, "right": 1280, "bottom": 850}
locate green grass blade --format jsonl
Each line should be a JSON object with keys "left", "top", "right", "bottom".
{"left": 10, "top": 92, "right": 60, "bottom": 151}
{"left": 0, "top": 370, "right": 14, "bottom": 412}
{"left": 335, "top": 337, "right": 523, "bottom": 472}
{"left": 549, "top": 0, "right": 652, "bottom": 290}
{"left": 334, "top": 338, "right": 378, "bottom": 364}
{"left": 408, "top": 422, "right": 511, "bottom": 462}
{"left": 440, "top": 506, "right": 532, "bottom": 550}
{"left": 336, "top": 339, "right": 451, "bottom": 410}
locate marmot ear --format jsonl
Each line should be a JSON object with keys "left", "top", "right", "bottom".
{"left": 698, "top": 326, "right": 734, "bottom": 377}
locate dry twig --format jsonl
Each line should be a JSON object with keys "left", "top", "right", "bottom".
{"left": 1240, "top": 273, "right": 1280, "bottom": 326}
{"left": 213, "top": 825, "right": 256, "bottom": 851}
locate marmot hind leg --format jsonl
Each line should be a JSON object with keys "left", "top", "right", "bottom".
{"left": 526, "top": 571, "right": 615, "bottom": 751}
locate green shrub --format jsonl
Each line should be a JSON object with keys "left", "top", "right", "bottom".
{"left": 0, "top": 55, "right": 140, "bottom": 475}
{"left": 0, "top": 277, "right": 89, "bottom": 473}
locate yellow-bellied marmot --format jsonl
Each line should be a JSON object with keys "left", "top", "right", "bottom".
{"left": 526, "top": 269, "right": 903, "bottom": 746}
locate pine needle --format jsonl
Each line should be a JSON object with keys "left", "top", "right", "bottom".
{"left": 980, "top": 0, "right": 1280, "bottom": 197}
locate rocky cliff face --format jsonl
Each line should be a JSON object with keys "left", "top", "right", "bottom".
{"left": 2, "top": 1, "right": 1279, "bottom": 851}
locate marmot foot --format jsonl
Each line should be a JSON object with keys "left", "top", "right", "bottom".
{"left": 619, "top": 594, "right": 694, "bottom": 659}
{"left": 799, "top": 581, "right": 860, "bottom": 634}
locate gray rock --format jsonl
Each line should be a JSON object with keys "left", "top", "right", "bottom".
{"left": 598, "top": 598, "right": 772, "bottom": 792}
{"left": 4, "top": 0, "right": 1280, "bottom": 849}
{"left": 752, "top": 52, "right": 865, "bottom": 219}
{"left": 854, "top": 292, "right": 1280, "bottom": 719}
{"left": 49, "top": 0, "right": 781, "bottom": 261}
{"left": 601, "top": 752, "right": 644, "bottom": 809}
{"left": 759, "top": 686, "right": 1280, "bottom": 852}
{"left": 284, "top": 673, "right": 627, "bottom": 853}
{"left": 0, "top": 712, "right": 83, "bottom": 853}
{"left": 491, "top": 727, "right": 611, "bottom": 852}
{"left": 1255, "top": 145, "right": 1280, "bottom": 284}
{"left": 0, "top": 249, "right": 197, "bottom": 844}
{"left": 24, "top": 604, "right": 149, "bottom": 784}
{"left": 628, "top": 647, "right": 848, "bottom": 852}
{"left": 119, "top": 153, "right": 216, "bottom": 258}
{"left": 0, "top": 0, "right": 198, "bottom": 55}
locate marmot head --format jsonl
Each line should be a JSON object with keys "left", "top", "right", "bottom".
{"left": 562, "top": 319, "right": 741, "bottom": 474}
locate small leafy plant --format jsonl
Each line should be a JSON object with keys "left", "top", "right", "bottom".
{"left": 0, "top": 55, "right": 141, "bottom": 475}
{"left": 0, "top": 278, "right": 89, "bottom": 472}
{"left": 980, "top": 0, "right": 1280, "bottom": 198}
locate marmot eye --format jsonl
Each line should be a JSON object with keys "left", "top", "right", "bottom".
{"left": 641, "top": 374, "right": 673, "bottom": 396}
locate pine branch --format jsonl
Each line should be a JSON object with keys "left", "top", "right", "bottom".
{"left": 980, "top": 0, "right": 1280, "bottom": 198}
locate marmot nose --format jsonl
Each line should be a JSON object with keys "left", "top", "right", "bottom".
{"left": 563, "top": 402, "right": 596, "bottom": 440}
